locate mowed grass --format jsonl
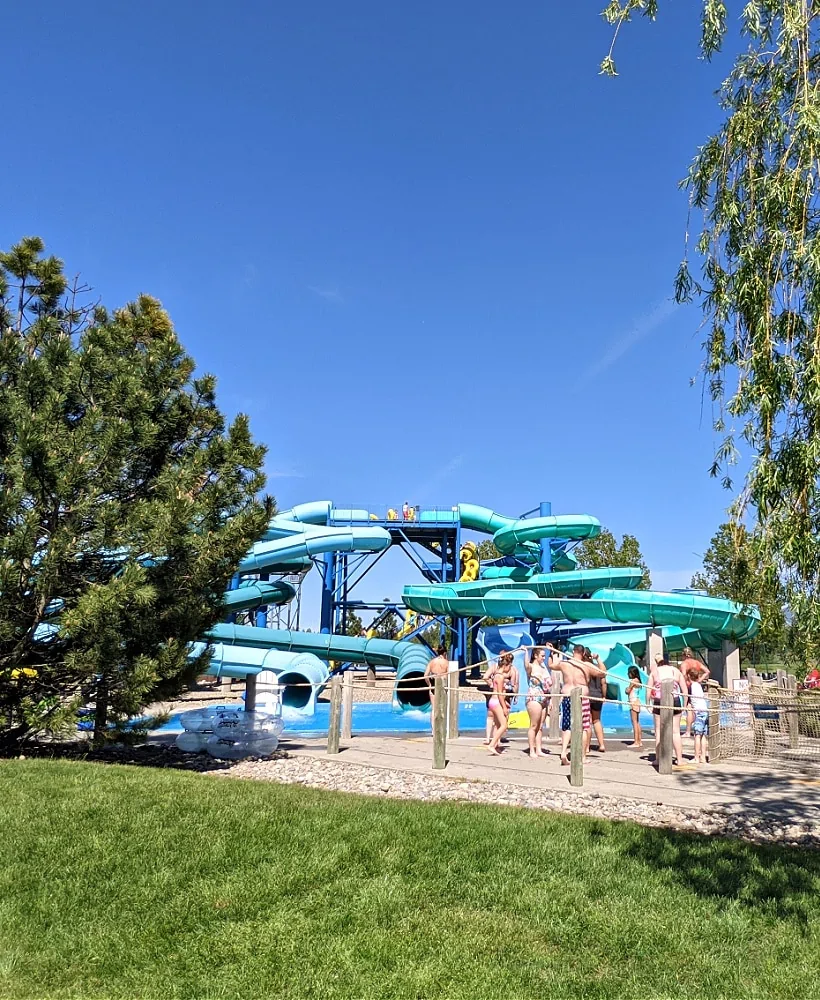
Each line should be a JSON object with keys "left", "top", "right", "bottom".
{"left": 1, "top": 762, "right": 819, "bottom": 1000}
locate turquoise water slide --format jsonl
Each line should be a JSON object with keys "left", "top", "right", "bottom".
{"left": 397, "top": 502, "right": 760, "bottom": 703}
{"left": 402, "top": 584, "right": 759, "bottom": 641}
{"left": 221, "top": 580, "right": 296, "bottom": 613}
{"left": 206, "top": 502, "right": 428, "bottom": 707}
{"left": 205, "top": 499, "right": 762, "bottom": 713}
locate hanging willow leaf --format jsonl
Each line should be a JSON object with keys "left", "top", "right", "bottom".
{"left": 603, "top": 2, "right": 820, "bottom": 659}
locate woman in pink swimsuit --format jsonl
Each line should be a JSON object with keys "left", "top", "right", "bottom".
{"left": 487, "top": 653, "right": 513, "bottom": 755}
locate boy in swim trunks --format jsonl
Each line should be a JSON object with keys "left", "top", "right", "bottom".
{"left": 547, "top": 644, "right": 604, "bottom": 766}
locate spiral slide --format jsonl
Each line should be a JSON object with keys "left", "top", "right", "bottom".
{"left": 398, "top": 504, "right": 760, "bottom": 704}
{"left": 202, "top": 502, "right": 428, "bottom": 711}
{"left": 201, "top": 499, "right": 761, "bottom": 716}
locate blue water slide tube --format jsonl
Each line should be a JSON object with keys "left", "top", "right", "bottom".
{"left": 193, "top": 641, "right": 328, "bottom": 713}
{"left": 402, "top": 585, "right": 760, "bottom": 642}
{"left": 475, "top": 624, "right": 534, "bottom": 711}
{"left": 204, "top": 623, "right": 431, "bottom": 710}
{"left": 242, "top": 522, "right": 389, "bottom": 574}
{"left": 222, "top": 580, "right": 296, "bottom": 613}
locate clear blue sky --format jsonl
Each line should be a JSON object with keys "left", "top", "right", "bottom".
{"left": 3, "top": 2, "right": 741, "bottom": 623}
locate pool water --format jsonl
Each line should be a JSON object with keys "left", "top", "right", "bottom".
{"left": 155, "top": 701, "right": 654, "bottom": 739}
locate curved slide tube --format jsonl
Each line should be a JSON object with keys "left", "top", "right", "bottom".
{"left": 457, "top": 504, "right": 600, "bottom": 567}
{"left": 222, "top": 580, "right": 296, "bottom": 613}
{"left": 193, "top": 642, "right": 328, "bottom": 713}
{"left": 403, "top": 584, "right": 760, "bottom": 643}
{"left": 204, "top": 623, "right": 431, "bottom": 710}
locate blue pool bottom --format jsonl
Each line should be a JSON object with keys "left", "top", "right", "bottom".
{"left": 155, "top": 701, "right": 655, "bottom": 740}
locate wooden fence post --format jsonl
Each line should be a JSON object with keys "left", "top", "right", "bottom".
{"left": 341, "top": 671, "right": 353, "bottom": 741}
{"left": 326, "top": 675, "right": 342, "bottom": 755}
{"left": 657, "top": 678, "right": 673, "bottom": 775}
{"left": 787, "top": 674, "right": 800, "bottom": 747}
{"left": 570, "top": 687, "right": 584, "bottom": 787}
{"left": 707, "top": 679, "right": 721, "bottom": 763}
{"left": 432, "top": 674, "right": 447, "bottom": 769}
{"left": 447, "top": 665, "right": 459, "bottom": 740}
{"left": 549, "top": 690, "right": 560, "bottom": 740}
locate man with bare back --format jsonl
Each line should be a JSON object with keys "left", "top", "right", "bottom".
{"left": 424, "top": 645, "right": 450, "bottom": 730}
{"left": 547, "top": 643, "right": 606, "bottom": 766}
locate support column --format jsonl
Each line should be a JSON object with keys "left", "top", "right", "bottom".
{"left": 539, "top": 501, "right": 552, "bottom": 572}
{"left": 245, "top": 674, "right": 257, "bottom": 713}
{"left": 341, "top": 671, "right": 353, "bottom": 741}
{"left": 255, "top": 571, "right": 269, "bottom": 629}
{"left": 722, "top": 641, "right": 740, "bottom": 689}
{"left": 319, "top": 552, "right": 334, "bottom": 635}
{"left": 645, "top": 628, "right": 664, "bottom": 670}
{"left": 707, "top": 642, "right": 740, "bottom": 688}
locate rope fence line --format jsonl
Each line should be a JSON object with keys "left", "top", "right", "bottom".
{"left": 220, "top": 658, "right": 820, "bottom": 779}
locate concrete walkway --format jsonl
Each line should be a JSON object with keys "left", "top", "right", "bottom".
{"left": 282, "top": 731, "right": 820, "bottom": 822}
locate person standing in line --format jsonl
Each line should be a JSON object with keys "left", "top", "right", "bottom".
{"left": 482, "top": 657, "right": 499, "bottom": 745}
{"left": 525, "top": 647, "right": 552, "bottom": 759}
{"left": 625, "top": 666, "right": 645, "bottom": 748}
{"left": 547, "top": 644, "right": 605, "bottom": 766}
{"left": 487, "top": 652, "right": 514, "bottom": 755}
{"left": 402, "top": 501, "right": 411, "bottom": 521}
{"left": 687, "top": 665, "right": 710, "bottom": 763}
{"left": 679, "top": 646, "right": 709, "bottom": 737}
{"left": 424, "top": 645, "right": 450, "bottom": 730}
{"left": 584, "top": 647, "right": 608, "bottom": 753}
{"left": 649, "top": 653, "right": 688, "bottom": 766}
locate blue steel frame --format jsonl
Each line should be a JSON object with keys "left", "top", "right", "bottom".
{"left": 319, "top": 510, "right": 464, "bottom": 665}
{"left": 315, "top": 502, "right": 552, "bottom": 673}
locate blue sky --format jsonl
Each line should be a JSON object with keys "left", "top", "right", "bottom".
{"left": 3, "top": 3, "right": 742, "bottom": 624}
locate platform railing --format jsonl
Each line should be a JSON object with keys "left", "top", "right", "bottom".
{"left": 328, "top": 503, "right": 460, "bottom": 525}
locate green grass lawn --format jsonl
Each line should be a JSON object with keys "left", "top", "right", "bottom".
{"left": 1, "top": 761, "right": 819, "bottom": 1000}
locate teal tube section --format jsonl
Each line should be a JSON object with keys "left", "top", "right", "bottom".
{"left": 198, "top": 642, "right": 328, "bottom": 713}
{"left": 402, "top": 585, "right": 760, "bottom": 642}
{"left": 205, "top": 623, "right": 430, "bottom": 710}
{"left": 434, "top": 568, "right": 644, "bottom": 599}
{"left": 242, "top": 522, "right": 390, "bottom": 573}
{"left": 492, "top": 515, "right": 600, "bottom": 554}
{"left": 221, "top": 581, "right": 296, "bottom": 613}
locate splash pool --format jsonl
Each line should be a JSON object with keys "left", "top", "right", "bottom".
{"left": 154, "top": 701, "right": 654, "bottom": 740}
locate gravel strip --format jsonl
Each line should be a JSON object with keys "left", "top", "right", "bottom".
{"left": 204, "top": 754, "right": 820, "bottom": 849}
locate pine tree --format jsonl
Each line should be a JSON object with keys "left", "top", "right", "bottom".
{"left": 344, "top": 611, "right": 364, "bottom": 637}
{"left": 0, "top": 238, "right": 271, "bottom": 746}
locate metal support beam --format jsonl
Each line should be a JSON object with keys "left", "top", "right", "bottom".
{"left": 319, "top": 552, "right": 334, "bottom": 634}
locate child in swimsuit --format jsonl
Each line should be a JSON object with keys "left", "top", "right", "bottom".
{"left": 486, "top": 654, "right": 513, "bottom": 755}
{"left": 625, "top": 665, "right": 644, "bottom": 748}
